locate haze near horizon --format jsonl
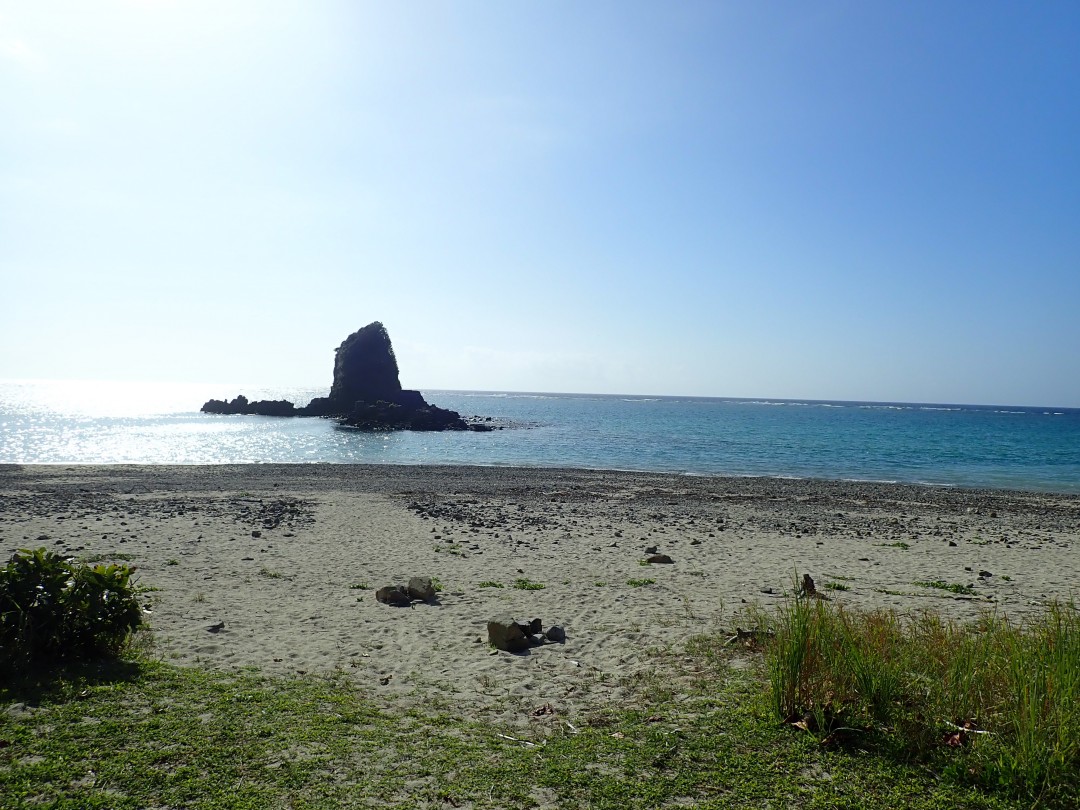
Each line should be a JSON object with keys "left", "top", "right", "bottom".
{"left": 2, "top": 2, "right": 1078, "bottom": 408}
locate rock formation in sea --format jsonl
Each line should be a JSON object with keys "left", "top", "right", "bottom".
{"left": 200, "top": 322, "right": 488, "bottom": 431}
{"left": 199, "top": 395, "right": 297, "bottom": 417}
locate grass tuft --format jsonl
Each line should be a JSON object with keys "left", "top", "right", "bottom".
{"left": 512, "top": 578, "right": 545, "bottom": 590}
{"left": 766, "top": 594, "right": 1080, "bottom": 806}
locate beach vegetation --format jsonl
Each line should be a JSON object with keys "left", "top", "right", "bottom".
{"left": 823, "top": 582, "right": 850, "bottom": 592}
{"left": 477, "top": 581, "right": 503, "bottom": 588}
{"left": 914, "top": 579, "right": 978, "bottom": 596}
{"left": 0, "top": 635, "right": 1035, "bottom": 810}
{"left": 4, "top": 562, "right": 1075, "bottom": 808}
{"left": 880, "top": 542, "right": 910, "bottom": 550}
{"left": 348, "top": 583, "right": 371, "bottom": 590}
{"left": 0, "top": 548, "right": 143, "bottom": 675}
{"left": 512, "top": 578, "right": 545, "bottom": 590}
{"left": 765, "top": 595, "right": 1080, "bottom": 806}
{"left": 166, "top": 558, "right": 179, "bottom": 566}
{"left": 627, "top": 578, "right": 655, "bottom": 587}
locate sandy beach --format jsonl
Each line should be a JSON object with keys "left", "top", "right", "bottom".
{"left": 2, "top": 464, "right": 1078, "bottom": 725}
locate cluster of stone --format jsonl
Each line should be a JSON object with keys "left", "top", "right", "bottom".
{"left": 375, "top": 576, "right": 439, "bottom": 606}
{"left": 486, "top": 615, "right": 566, "bottom": 652}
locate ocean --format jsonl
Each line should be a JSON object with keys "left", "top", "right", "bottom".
{"left": 1, "top": 380, "right": 1078, "bottom": 493}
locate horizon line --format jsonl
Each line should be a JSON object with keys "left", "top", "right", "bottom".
{"left": 2, "top": 377, "right": 1077, "bottom": 413}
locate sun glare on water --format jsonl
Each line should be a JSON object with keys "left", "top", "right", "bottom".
{"left": 1, "top": 380, "right": 215, "bottom": 418}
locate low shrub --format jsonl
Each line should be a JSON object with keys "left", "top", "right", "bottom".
{"left": 0, "top": 548, "right": 143, "bottom": 673}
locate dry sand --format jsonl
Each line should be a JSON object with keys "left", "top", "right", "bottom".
{"left": 2, "top": 464, "right": 1078, "bottom": 725}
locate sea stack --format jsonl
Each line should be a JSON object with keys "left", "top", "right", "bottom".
{"left": 201, "top": 322, "right": 484, "bottom": 431}
{"left": 329, "top": 322, "right": 405, "bottom": 407}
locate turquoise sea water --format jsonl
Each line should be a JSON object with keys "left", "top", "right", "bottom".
{"left": 1, "top": 380, "right": 1078, "bottom": 493}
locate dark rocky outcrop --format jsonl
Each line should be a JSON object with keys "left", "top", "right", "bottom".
{"left": 200, "top": 322, "right": 485, "bottom": 431}
{"left": 201, "top": 395, "right": 297, "bottom": 417}
{"left": 329, "top": 322, "right": 402, "bottom": 406}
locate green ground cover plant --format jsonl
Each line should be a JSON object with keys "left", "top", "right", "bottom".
{"left": 512, "top": 578, "right": 545, "bottom": 590}
{"left": 914, "top": 580, "right": 978, "bottom": 596}
{"left": 0, "top": 650, "right": 1024, "bottom": 809}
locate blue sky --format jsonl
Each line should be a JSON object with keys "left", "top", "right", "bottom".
{"left": 2, "top": 1, "right": 1078, "bottom": 406}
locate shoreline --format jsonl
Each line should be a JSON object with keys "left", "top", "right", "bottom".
{"left": 3, "top": 464, "right": 1078, "bottom": 725}
{"left": 3, "top": 461, "right": 1078, "bottom": 498}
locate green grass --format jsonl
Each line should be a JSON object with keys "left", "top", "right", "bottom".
{"left": 880, "top": 542, "right": 911, "bottom": 550}
{"left": 512, "top": 578, "right": 545, "bottom": 590}
{"left": 823, "top": 582, "right": 850, "bottom": 592}
{"left": 627, "top": 578, "right": 655, "bottom": 587}
{"left": 765, "top": 596, "right": 1080, "bottom": 807}
{"left": 914, "top": 580, "right": 978, "bottom": 596}
{"left": 478, "top": 581, "right": 503, "bottom": 588}
{"left": 0, "top": 639, "right": 1034, "bottom": 809}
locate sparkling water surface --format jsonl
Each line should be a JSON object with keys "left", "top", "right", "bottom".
{"left": 1, "top": 380, "right": 1078, "bottom": 493}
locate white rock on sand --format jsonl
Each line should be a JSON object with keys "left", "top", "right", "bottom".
{"left": 2, "top": 464, "right": 1077, "bottom": 725}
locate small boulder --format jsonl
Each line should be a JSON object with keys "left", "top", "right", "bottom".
{"left": 488, "top": 615, "right": 530, "bottom": 652}
{"left": 646, "top": 554, "right": 674, "bottom": 564}
{"left": 407, "top": 576, "right": 437, "bottom": 602}
{"left": 545, "top": 625, "right": 566, "bottom": 643}
{"left": 376, "top": 585, "right": 412, "bottom": 607}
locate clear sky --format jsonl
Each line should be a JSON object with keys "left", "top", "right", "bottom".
{"left": 2, "top": 1, "right": 1078, "bottom": 407}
